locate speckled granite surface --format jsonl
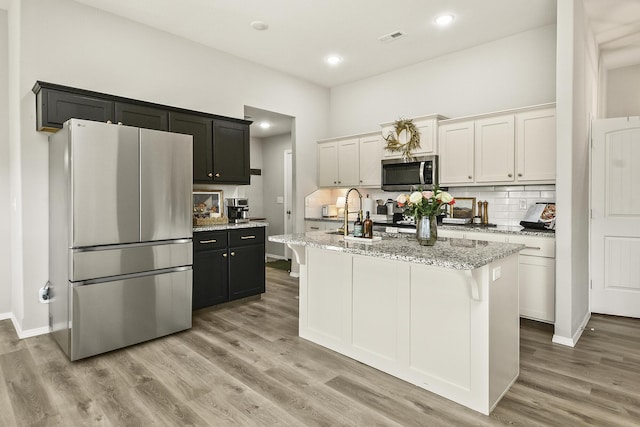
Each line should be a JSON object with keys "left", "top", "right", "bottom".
{"left": 269, "top": 231, "right": 524, "bottom": 270}
{"left": 193, "top": 221, "right": 268, "bottom": 232}
{"left": 305, "top": 217, "right": 555, "bottom": 238}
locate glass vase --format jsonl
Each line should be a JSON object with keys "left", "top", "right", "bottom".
{"left": 416, "top": 215, "right": 437, "bottom": 246}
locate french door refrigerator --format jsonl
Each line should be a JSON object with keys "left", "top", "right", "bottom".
{"left": 49, "top": 119, "right": 193, "bottom": 361}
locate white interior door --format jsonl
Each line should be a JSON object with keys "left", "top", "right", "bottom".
{"left": 284, "top": 149, "right": 293, "bottom": 260}
{"left": 590, "top": 116, "right": 640, "bottom": 317}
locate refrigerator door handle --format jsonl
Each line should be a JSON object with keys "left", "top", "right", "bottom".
{"left": 73, "top": 238, "right": 192, "bottom": 252}
{"left": 72, "top": 266, "right": 192, "bottom": 287}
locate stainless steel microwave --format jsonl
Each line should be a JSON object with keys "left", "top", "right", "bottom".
{"left": 381, "top": 155, "right": 438, "bottom": 191}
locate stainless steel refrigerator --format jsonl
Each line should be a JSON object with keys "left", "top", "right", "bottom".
{"left": 49, "top": 119, "right": 193, "bottom": 361}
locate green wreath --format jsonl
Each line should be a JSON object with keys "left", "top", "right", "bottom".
{"left": 384, "top": 118, "right": 421, "bottom": 160}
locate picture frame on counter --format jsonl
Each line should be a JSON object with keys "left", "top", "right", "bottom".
{"left": 451, "top": 197, "right": 476, "bottom": 219}
{"left": 193, "top": 190, "right": 224, "bottom": 218}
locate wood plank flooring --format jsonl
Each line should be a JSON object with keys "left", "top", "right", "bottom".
{"left": 1, "top": 268, "right": 639, "bottom": 426}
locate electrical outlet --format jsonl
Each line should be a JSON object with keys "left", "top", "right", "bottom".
{"left": 492, "top": 266, "right": 502, "bottom": 280}
{"left": 519, "top": 200, "right": 527, "bottom": 210}
{"left": 276, "top": 196, "right": 284, "bottom": 204}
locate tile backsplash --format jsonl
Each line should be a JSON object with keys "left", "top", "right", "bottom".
{"left": 305, "top": 185, "right": 556, "bottom": 228}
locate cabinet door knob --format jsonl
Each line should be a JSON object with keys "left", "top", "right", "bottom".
{"left": 230, "top": 252, "right": 236, "bottom": 256}
{"left": 106, "top": 120, "right": 113, "bottom": 124}
{"left": 518, "top": 173, "right": 523, "bottom": 177}
{"left": 508, "top": 173, "right": 513, "bottom": 178}
{"left": 208, "top": 172, "right": 213, "bottom": 178}
{"left": 338, "top": 181, "right": 341, "bottom": 184}
{"left": 333, "top": 181, "right": 337, "bottom": 184}
{"left": 468, "top": 176, "right": 472, "bottom": 179}
{"left": 117, "top": 122, "right": 123, "bottom": 125}
{"left": 215, "top": 173, "right": 221, "bottom": 177}
{"left": 223, "top": 253, "right": 228, "bottom": 258}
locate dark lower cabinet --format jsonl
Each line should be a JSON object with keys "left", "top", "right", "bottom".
{"left": 192, "top": 227, "right": 265, "bottom": 310}
{"left": 115, "top": 102, "right": 168, "bottom": 131}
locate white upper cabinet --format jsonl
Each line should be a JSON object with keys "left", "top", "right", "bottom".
{"left": 317, "top": 132, "right": 382, "bottom": 188}
{"left": 439, "top": 105, "right": 555, "bottom": 186}
{"left": 438, "top": 120, "right": 475, "bottom": 184}
{"left": 475, "top": 115, "right": 515, "bottom": 183}
{"left": 337, "top": 138, "right": 360, "bottom": 186}
{"left": 317, "top": 141, "right": 339, "bottom": 187}
{"left": 381, "top": 115, "right": 446, "bottom": 159}
{"left": 516, "top": 108, "right": 556, "bottom": 182}
{"left": 358, "top": 134, "right": 382, "bottom": 187}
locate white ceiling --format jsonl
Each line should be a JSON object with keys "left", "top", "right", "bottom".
{"left": 73, "top": 0, "right": 557, "bottom": 88}
{"left": 67, "top": 0, "right": 640, "bottom": 134}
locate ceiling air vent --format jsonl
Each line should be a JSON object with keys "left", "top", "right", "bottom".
{"left": 378, "top": 31, "right": 406, "bottom": 43}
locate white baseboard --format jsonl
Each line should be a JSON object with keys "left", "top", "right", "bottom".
{"left": 0, "top": 312, "right": 11, "bottom": 321}
{"left": 552, "top": 311, "right": 591, "bottom": 347}
{"left": 265, "top": 253, "right": 288, "bottom": 261}
{"left": 289, "top": 272, "right": 299, "bottom": 278}
{"left": 11, "top": 314, "right": 50, "bottom": 339}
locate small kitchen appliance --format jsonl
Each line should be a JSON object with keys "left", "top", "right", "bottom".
{"left": 322, "top": 204, "right": 338, "bottom": 217}
{"left": 226, "top": 198, "right": 250, "bottom": 223}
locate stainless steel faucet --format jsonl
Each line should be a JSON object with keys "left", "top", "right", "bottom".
{"left": 343, "top": 188, "right": 363, "bottom": 236}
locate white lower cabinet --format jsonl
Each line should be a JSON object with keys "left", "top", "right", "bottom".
{"left": 304, "top": 220, "right": 341, "bottom": 232}
{"left": 440, "top": 229, "right": 555, "bottom": 323}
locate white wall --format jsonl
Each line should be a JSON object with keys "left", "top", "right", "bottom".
{"left": 0, "top": 9, "right": 10, "bottom": 317}
{"left": 243, "top": 136, "right": 264, "bottom": 218}
{"left": 606, "top": 64, "right": 640, "bottom": 118}
{"left": 263, "top": 133, "right": 292, "bottom": 257}
{"left": 553, "top": 0, "right": 595, "bottom": 346}
{"left": 329, "top": 25, "right": 557, "bottom": 136}
{"left": 9, "top": 0, "right": 329, "bottom": 333}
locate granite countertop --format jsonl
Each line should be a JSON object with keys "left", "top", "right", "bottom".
{"left": 304, "top": 217, "right": 555, "bottom": 238}
{"left": 269, "top": 231, "right": 525, "bottom": 270}
{"left": 193, "top": 221, "right": 268, "bottom": 232}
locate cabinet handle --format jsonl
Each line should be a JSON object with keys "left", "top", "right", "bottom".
{"left": 117, "top": 122, "right": 123, "bottom": 125}
{"left": 524, "top": 246, "right": 541, "bottom": 250}
{"left": 208, "top": 172, "right": 213, "bottom": 178}
{"left": 508, "top": 173, "right": 513, "bottom": 178}
{"left": 518, "top": 173, "right": 523, "bottom": 177}
{"left": 199, "top": 239, "right": 217, "bottom": 244}
{"left": 223, "top": 253, "right": 228, "bottom": 258}
{"left": 333, "top": 181, "right": 337, "bottom": 184}
{"left": 240, "top": 235, "right": 256, "bottom": 240}
{"left": 215, "top": 173, "right": 221, "bottom": 177}
{"left": 230, "top": 252, "right": 236, "bottom": 256}
{"left": 338, "top": 181, "right": 341, "bottom": 184}
{"left": 310, "top": 226, "right": 320, "bottom": 230}
{"left": 360, "top": 180, "right": 363, "bottom": 183}
{"left": 106, "top": 120, "right": 113, "bottom": 124}
{"left": 468, "top": 176, "right": 472, "bottom": 179}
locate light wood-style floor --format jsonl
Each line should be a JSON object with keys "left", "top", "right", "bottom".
{"left": 1, "top": 268, "right": 639, "bottom": 426}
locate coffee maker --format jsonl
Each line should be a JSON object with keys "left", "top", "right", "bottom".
{"left": 226, "top": 198, "right": 250, "bottom": 223}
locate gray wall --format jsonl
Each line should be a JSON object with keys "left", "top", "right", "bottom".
{"left": 263, "top": 134, "right": 292, "bottom": 258}
{"left": 0, "top": 10, "right": 10, "bottom": 317}
{"left": 8, "top": 0, "right": 329, "bottom": 332}
{"left": 606, "top": 64, "right": 640, "bottom": 118}
{"left": 329, "top": 25, "right": 557, "bottom": 136}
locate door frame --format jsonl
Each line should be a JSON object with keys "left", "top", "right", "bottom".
{"left": 284, "top": 149, "right": 293, "bottom": 260}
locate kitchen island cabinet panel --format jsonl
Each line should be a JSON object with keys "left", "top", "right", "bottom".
{"left": 169, "top": 113, "right": 213, "bottom": 182}
{"left": 115, "top": 102, "right": 168, "bottom": 131}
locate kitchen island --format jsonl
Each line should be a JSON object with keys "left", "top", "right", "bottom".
{"left": 269, "top": 231, "right": 524, "bottom": 415}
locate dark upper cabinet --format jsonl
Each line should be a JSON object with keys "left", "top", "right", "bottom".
{"left": 212, "top": 120, "right": 250, "bottom": 185}
{"left": 169, "top": 112, "right": 213, "bottom": 182}
{"left": 36, "top": 88, "right": 114, "bottom": 131}
{"left": 115, "top": 102, "right": 168, "bottom": 131}
{"left": 33, "top": 81, "right": 252, "bottom": 184}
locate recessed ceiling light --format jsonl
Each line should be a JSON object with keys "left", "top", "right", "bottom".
{"left": 435, "top": 14, "right": 454, "bottom": 26}
{"left": 326, "top": 55, "right": 343, "bottom": 66}
{"left": 250, "top": 21, "right": 269, "bottom": 31}
{"left": 259, "top": 122, "right": 271, "bottom": 129}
